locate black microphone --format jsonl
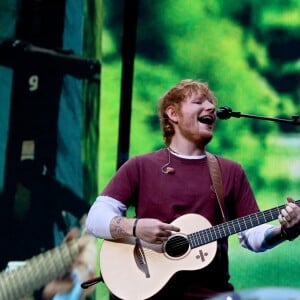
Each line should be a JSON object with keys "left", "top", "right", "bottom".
{"left": 216, "top": 106, "right": 241, "bottom": 119}
{"left": 217, "top": 106, "right": 300, "bottom": 126}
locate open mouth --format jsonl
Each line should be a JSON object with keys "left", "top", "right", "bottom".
{"left": 198, "top": 115, "right": 215, "bottom": 125}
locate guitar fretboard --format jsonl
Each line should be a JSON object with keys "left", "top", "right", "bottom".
{"left": 188, "top": 199, "right": 300, "bottom": 248}
{"left": 0, "top": 239, "right": 79, "bottom": 300}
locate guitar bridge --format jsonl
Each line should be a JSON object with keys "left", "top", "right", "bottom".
{"left": 133, "top": 238, "right": 150, "bottom": 278}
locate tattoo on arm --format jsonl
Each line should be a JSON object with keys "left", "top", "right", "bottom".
{"left": 110, "top": 216, "right": 128, "bottom": 238}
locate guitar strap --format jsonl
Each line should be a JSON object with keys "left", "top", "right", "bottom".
{"left": 206, "top": 152, "right": 226, "bottom": 222}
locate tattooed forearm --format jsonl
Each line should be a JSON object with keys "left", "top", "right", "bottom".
{"left": 110, "top": 216, "right": 130, "bottom": 238}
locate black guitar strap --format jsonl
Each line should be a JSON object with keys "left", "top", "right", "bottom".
{"left": 206, "top": 152, "right": 226, "bottom": 222}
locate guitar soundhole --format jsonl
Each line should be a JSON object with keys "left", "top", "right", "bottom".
{"left": 164, "top": 235, "right": 190, "bottom": 258}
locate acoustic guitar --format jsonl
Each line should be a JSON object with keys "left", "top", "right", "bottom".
{"left": 100, "top": 200, "right": 300, "bottom": 300}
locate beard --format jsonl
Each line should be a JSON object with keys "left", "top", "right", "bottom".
{"left": 179, "top": 125, "right": 214, "bottom": 147}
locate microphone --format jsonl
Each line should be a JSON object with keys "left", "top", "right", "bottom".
{"left": 217, "top": 106, "right": 300, "bottom": 126}
{"left": 216, "top": 106, "right": 241, "bottom": 119}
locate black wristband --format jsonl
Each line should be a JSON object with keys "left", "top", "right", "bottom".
{"left": 133, "top": 218, "right": 139, "bottom": 237}
{"left": 281, "top": 226, "right": 300, "bottom": 241}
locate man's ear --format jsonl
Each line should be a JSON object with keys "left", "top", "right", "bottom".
{"left": 165, "top": 105, "right": 178, "bottom": 123}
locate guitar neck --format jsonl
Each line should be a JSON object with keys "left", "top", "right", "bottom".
{"left": 188, "top": 199, "right": 300, "bottom": 248}
{"left": 0, "top": 239, "right": 79, "bottom": 300}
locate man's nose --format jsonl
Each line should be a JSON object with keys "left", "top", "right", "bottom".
{"left": 203, "top": 100, "right": 216, "bottom": 111}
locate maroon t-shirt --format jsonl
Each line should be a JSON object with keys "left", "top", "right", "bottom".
{"left": 102, "top": 148, "right": 259, "bottom": 299}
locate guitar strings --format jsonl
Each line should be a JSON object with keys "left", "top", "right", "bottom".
{"left": 141, "top": 198, "right": 296, "bottom": 254}
{"left": 157, "top": 207, "right": 282, "bottom": 253}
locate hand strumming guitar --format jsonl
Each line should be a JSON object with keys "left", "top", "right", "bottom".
{"left": 110, "top": 216, "right": 180, "bottom": 244}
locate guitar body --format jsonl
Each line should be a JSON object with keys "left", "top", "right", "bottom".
{"left": 100, "top": 213, "right": 217, "bottom": 300}
{"left": 100, "top": 199, "right": 300, "bottom": 299}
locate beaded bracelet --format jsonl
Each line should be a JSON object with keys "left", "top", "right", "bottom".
{"left": 133, "top": 218, "right": 139, "bottom": 237}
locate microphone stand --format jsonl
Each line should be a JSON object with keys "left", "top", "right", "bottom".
{"left": 218, "top": 107, "right": 300, "bottom": 126}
